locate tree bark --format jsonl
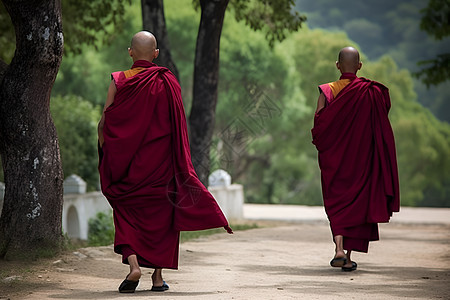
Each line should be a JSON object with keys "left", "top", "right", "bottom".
{"left": 0, "top": 60, "right": 7, "bottom": 80}
{"left": 141, "top": 0, "right": 179, "bottom": 79}
{"left": 0, "top": 0, "right": 64, "bottom": 259}
{"left": 189, "top": 0, "right": 229, "bottom": 185}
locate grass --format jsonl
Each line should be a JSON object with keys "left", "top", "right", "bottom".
{"left": 180, "top": 223, "right": 259, "bottom": 243}
{"left": 84, "top": 211, "right": 261, "bottom": 246}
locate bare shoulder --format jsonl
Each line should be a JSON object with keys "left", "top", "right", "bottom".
{"left": 315, "top": 93, "right": 326, "bottom": 114}
{"left": 103, "top": 80, "right": 117, "bottom": 112}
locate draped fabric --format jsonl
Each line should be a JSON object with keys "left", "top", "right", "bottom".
{"left": 312, "top": 76, "right": 399, "bottom": 252}
{"left": 99, "top": 60, "right": 231, "bottom": 269}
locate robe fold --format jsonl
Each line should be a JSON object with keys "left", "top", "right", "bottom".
{"left": 99, "top": 60, "right": 231, "bottom": 269}
{"left": 312, "top": 74, "right": 399, "bottom": 252}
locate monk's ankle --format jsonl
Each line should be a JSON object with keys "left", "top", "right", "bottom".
{"left": 152, "top": 276, "right": 164, "bottom": 287}
{"left": 152, "top": 273, "right": 163, "bottom": 286}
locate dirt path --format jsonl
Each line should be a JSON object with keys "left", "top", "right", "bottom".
{"left": 1, "top": 222, "right": 449, "bottom": 300}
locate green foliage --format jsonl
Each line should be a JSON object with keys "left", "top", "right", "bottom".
{"left": 88, "top": 212, "right": 115, "bottom": 246}
{"left": 295, "top": 0, "right": 448, "bottom": 65}
{"left": 415, "top": 0, "right": 450, "bottom": 87}
{"left": 362, "top": 56, "right": 450, "bottom": 207}
{"left": 231, "top": 0, "right": 306, "bottom": 47}
{"left": 216, "top": 19, "right": 450, "bottom": 206}
{"left": 228, "top": 29, "right": 355, "bottom": 205}
{"left": 50, "top": 95, "right": 101, "bottom": 190}
{"left": 190, "top": 0, "right": 306, "bottom": 48}
{"left": 415, "top": 53, "right": 450, "bottom": 87}
{"left": 62, "top": 0, "right": 131, "bottom": 55}
{"left": 294, "top": 0, "right": 450, "bottom": 121}
{"left": 420, "top": 0, "right": 450, "bottom": 40}
{"left": 52, "top": 4, "right": 141, "bottom": 105}
{"left": 0, "top": 0, "right": 131, "bottom": 63}
{"left": 168, "top": 0, "right": 450, "bottom": 207}
{"left": 215, "top": 16, "right": 311, "bottom": 204}
{"left": 39, "top": 0, "right": 449, "bottom": 208}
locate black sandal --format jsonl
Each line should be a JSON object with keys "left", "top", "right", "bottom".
{"left": 151, "top": 281, "right": 169, "bottom": 292}
{"left": 118, "top": 278, "right": 139, "bottom": 293}
{"left": 342, "top": 261, "right": 357, "bottom": 272}
{"left": 330, "top": 257, "right": 347, "bottom": 267}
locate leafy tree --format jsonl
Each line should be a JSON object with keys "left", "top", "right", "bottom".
{"left": 294, "top": 0, "right": 450, "bottom": 122}
{"left": 138, "top": 0, "right": 308, "bottom": 185}
{"left": 52, "top": 5, "right": 141, "bottom": 105}
{"left": 188, "top": 0, "right": 306, "bottom": 184}
{"left": 415, "top": 53, "right": 450, "bottom": 87}
{"left": 0, "top": 0, "right": 130, "bottom": 259}
{"left": 166, "top": 17, "right": 322, "bottom": 204}
{"left": 0, "top": 0, "right": 64, "bottom": 259}
{"left": 50, "top": 1, "right": 449, "bottom": 207}
{"left": 49, "top": 0, "right": 307, "bottom": 187}
{"left": 213, "top": 24, "right": 450, "bottom": 207}
{"left": 415, "top": 0, "right": 450, "bottom": 87}
{"left": 141, "top": 0, "right": 179, "bottom": 79}
{"left": 0, "top": 0, "right": 130, "bottom": 63}
{"left": 420, "top": 0, "right": 450, "bottom": 40}
{"left": 361, "top": 56, "right": 450, "bottom": 206}
{"left": 240, "top": 29, "right": 354, "bottom": 204}
{"left": 212, "top": 18, "right": 317, "bottom": 204}
{"left": 62, "top": 0, "right": 130, "bottom": 55}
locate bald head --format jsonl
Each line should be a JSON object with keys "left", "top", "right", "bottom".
{"left": 336, "top": 47, "right": 362, "bottom": 74}
{"left": 128, "top": 31, "right": 159, "bottom": 62}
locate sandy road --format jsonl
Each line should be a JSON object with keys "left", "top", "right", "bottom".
{"left": 1, "top": 220, "right": 449, "bottom": 300}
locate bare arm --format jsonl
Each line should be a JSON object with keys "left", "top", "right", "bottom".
{"left": 98, "top": 80, "right": 117, "bottom": 147}
{"left": 315, "top": 92, "right": 326, "bottom": 114}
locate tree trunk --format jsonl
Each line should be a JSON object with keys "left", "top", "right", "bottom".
{"left": 0, "top": 60, "right": 7, "bottom": 79}
{"left": 141, "top": 0, "right": 179, "bottom": 79}
{"left": 189, "top": 0, "right": 229, "bottom": 185}
{"left": 0, "top": 0, "right": 64, "bottom": 259}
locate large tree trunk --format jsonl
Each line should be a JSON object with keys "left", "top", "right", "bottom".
{"left": 141, "top": 0, "right": 179, "bottom": 79}
{"left": 189, "top": 0, "right": 229, "bottom": 185}
{"left": 0, "top": 0, "right": 64, "bottom": 259}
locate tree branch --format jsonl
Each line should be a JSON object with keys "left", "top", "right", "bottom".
{"left": 414, "top": 53, "right": 450, "bottom": 87}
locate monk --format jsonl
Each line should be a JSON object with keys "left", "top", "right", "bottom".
{"left": 311, "top": 47, "right": 399, "bottom": 272}
{"left": 98, "top": 31, "right": 232, "bottom": 293}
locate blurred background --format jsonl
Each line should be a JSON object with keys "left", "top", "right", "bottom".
{"left": 1, "top": 0, "right": 448, "bottom": 207}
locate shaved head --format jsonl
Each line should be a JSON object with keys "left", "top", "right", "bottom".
{"left": 128, "top": 31, "right": 159, "bottom": 62}
{"left": 336, "top": 47, "right": 362, "bottom": 74}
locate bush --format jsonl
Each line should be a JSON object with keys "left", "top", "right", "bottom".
{"left": 88, "top": 212, "right": 115, "bottom": 246}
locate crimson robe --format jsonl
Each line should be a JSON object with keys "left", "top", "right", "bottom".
{"left": 311, "top": 74, "right": 399, "bottom": 252}
{"left": 99, "top": 60, "right": 231, "bottom": 269}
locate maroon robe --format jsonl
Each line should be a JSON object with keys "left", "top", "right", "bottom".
{"left": 99, "top": 60, "right": 231, "bottom": 269}
{"left": 312, "top": 74, "right": 399, "bottom": 252}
